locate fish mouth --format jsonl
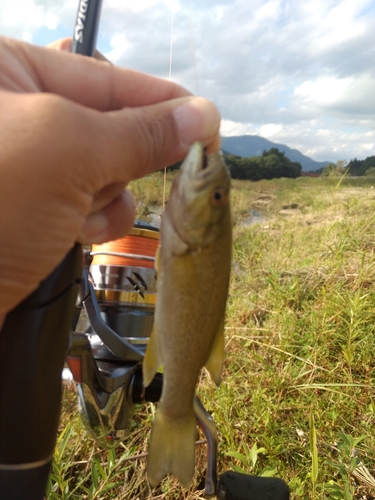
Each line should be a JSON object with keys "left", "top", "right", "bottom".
{"left": 183, "top": 142, "right": 221, "bottom": 181}
{"left": 184, "top": 142, "right": 205, "bottom": 177}
{"left": 202, "top": 150, "right": 208, "bottom": 170}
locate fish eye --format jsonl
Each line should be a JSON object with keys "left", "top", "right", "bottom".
{"left": 211, "top": 188, "right": 227, "bottom": 206}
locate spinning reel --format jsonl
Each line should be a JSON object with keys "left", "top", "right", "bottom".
{"left": 62, "top": 220, "right": 289, "bottom": 499}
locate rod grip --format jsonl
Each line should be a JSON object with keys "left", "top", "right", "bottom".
{"left": 0, "top": 244, "right": 82, "bottom": 465}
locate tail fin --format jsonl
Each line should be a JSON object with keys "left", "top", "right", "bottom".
{"left": 147, "top": 407, "right": 196, "bottom": 488}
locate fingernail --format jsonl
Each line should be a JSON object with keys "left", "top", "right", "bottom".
{"left": 79, "top": 212, "right": 109, "bottom": 244}
{"left": 173, "top": 97, "right": 221, "bottom": 147}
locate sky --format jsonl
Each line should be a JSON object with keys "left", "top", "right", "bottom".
{"left": 1, "top": 0, "right": 375, "bottom": 163}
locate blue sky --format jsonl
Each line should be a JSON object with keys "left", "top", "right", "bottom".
{"left": 1, "top": 0, "right": 375, "bottom": 163}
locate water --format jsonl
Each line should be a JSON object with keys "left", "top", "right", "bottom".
{"left": 242, "top": 209, "right": 266, "bottom": 227}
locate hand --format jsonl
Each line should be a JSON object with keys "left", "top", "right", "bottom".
{"left": 0, "top": 36, "right": 221, "bottom": 317}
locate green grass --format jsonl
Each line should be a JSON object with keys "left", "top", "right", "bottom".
{"left": 53, "top": 175, "right": 375, "bottom": 499}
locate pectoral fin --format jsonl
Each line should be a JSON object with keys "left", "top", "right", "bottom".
{"left": 143, "top": 245, "right": 162, "bottom": 387}
{"left": 205, "top": 319, "right": 225, "bottom": 386}
{"left": 143, "top": 325, "right": 160, "bottom": 387}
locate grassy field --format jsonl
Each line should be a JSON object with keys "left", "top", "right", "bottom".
{"left": 52, "top": 174, "right": 375, "bottom": 499}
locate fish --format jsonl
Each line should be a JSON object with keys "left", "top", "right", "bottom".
{"left": 142, "top": 141, "right": 232, "bottom": 488}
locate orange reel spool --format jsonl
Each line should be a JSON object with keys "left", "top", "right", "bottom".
{"left": 91, "top": 226, "right": 159, "bottom": 268}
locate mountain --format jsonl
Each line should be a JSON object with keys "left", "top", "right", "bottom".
{"left": 221, "top": 135, "right": 330, "bottom": 172}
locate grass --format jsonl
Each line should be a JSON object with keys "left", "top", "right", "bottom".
{"left": 52, "top": 174, "right": 375, "bottom": 499}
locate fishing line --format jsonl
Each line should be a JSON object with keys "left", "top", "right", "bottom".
{"left": 162, "top": 2, "right": 199, "bottom": 211}
{"left": 187, "top": 0, "right": 199, "bottom": 96}
{"left": 163, "top": 7, "right": 175, "bottom": 210}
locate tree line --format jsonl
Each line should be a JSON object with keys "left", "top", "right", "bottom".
{"left": 224, "top": 148, "right": 302, "bottom": 180}
{"left": 320, "top": 155, "right": 375, "bottom": 177}
{"left": 347, "top": 156, "right": 375, "bottom": 176}
{"left": 166, "top": 147, "right": 302, "bottom": 180}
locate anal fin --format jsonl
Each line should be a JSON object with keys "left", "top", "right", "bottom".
{"left": 205, "top": 318, "right": 225, "bottom": 386}
{"left": 143, "top": 325, "right": 160, "bottom": 387}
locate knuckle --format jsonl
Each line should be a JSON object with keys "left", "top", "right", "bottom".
{"left": 126, "top": 107, "right": 178, "bottom": 174}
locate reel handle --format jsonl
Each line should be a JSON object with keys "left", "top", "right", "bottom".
{"left": 217, "top": 471, "right": 290, "bottom": 500}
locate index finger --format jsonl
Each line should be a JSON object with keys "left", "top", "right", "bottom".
{"left": 47, "top": 37, "right": 110, "bottom": 63}
{"left": 4, "top": 37, "right": 192, "bottom": 110}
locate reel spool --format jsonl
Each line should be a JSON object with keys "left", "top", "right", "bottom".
{"left": 86, "top": 220, "right": 159, "bottom": 359}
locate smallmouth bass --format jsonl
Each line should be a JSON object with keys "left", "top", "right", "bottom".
{"left": 143, "top": 141, "right": 232, "bottom": 488}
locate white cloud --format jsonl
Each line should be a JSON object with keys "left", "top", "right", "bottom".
{"left": 21, "top": 31, "right": 33, "bottom": 42}
{"left": 294, "top": 77, "right": 353, "bottom": 105}
{"left": 106, "top": 0, "right": 179, "bottom": 14}
{"left": 1, "top": 2, "right": 52, "bottom": 30}
{"left": 106, "top": 0, "right": 158, "bottom": 12}
{"left": 254, "top": 0, "right": 281, "bottom": 22}
{"left": 2, "top": 0, "right": 375, "bottom": 163}
{"left": 259, "top": 124, "right": 283, "bottom": 137}
{"left": 104, "top": 33, "right": 130, "bottom": 63}
{"left": 315, "top": 0, "right": 368, "bottom": 48}
{"left": 293, "top": 75, "right": 375, "bottom": 118}
{"left": 220, "top": 120, "right": 256, "bottom": 137}
{"left": 0, "top": 0, "right": 71, "bottom": 41}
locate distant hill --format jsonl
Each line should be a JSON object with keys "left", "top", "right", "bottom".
{"left": 221, "top": 135, "right": 330, "bottom": 172}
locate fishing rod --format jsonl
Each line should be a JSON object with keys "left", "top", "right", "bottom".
{"left": 72, "top": 0, "right": 102, "bottom": 56}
